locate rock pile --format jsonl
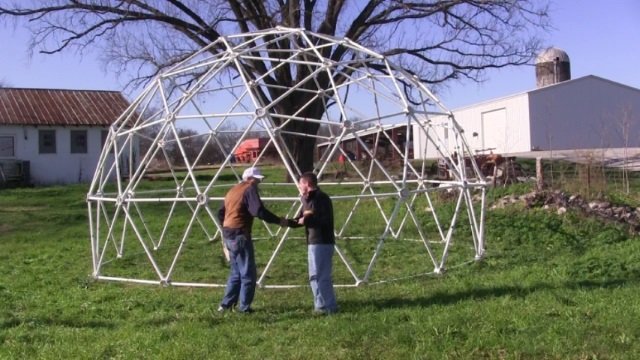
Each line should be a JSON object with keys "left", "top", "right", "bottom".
{"left": 491, "top": 190, "right": 640, "bottom": 233}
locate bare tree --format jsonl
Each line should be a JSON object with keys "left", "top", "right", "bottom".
{"left": 1, "top": 0, "right": 551, "bottom": 172}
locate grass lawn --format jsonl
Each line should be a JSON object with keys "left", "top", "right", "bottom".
{"left": 1, "top": 179, "right": 639, "bottom": 359}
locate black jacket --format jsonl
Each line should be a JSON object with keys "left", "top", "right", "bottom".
{"left": 297, "top": 188, "right": 335, "bottom": 245}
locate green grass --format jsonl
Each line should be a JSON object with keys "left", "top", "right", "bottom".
{"left": 1, "top": 179, "right": 640, "bottom": 359}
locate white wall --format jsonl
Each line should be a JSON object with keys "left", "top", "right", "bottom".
{"left": 0, "top": 125, "right": 108, "bottom": 185}
{"left": 452, "top": 94, "right": 532, "bottom": 154}
{"left": 413, "top": 93, "right": 531, "bottom": 159}
{"left": 529, "top": 76, "right": 640, "bottom": 150}
{"left": 413, "top": 117, "right": 448, "bottom": 159}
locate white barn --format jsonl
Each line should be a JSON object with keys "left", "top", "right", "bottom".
{"left": 0, "top": 88, "right": 131, "bottom": 186}
{"left": 415, "top": 75, "right": 640, "bottom": 159}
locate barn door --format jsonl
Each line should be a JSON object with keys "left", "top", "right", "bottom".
{"left": 481, "top": 108, "right": 507, "bottom": 153}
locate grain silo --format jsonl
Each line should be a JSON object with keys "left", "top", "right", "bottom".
{"left": 535, "top": 47, "right": 571, "bottom": 88}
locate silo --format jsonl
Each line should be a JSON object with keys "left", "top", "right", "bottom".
{"left": 535, "top": 47, "right": 571, "bottom": 88}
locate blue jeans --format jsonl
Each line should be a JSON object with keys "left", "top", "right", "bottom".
{"left": 308, "top": 244, "right": 337, "bottom": 312}
{"left": 220, "top": 234, "right": 256, "bottom": 312}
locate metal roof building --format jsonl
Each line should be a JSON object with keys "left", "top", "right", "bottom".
{"left": 415, "top": 75, "right": 640, "bottom": 159}
{"left": 0, "top": 88, "right": 131, "bottom": 185}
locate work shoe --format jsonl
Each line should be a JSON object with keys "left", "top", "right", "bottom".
{"left": 313, "top": 308, "right": 338, "bottom": 316}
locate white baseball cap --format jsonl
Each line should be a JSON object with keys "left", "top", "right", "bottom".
{"left": 242, "top": 167, "right": 265, "bottom": 181}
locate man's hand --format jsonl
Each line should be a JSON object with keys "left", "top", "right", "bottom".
{"left": 287, "top": 219, "right": 302, "bottom": 228}
{"left": 279, "top": 217, "right": 302, "bottom": 228}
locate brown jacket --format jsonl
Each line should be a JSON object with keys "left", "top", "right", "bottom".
{"left": 217, "top": 181, "right": 280, "bottom": 236}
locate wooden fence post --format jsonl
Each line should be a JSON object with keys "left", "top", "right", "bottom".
{"left": 536, "top": 157, "right": 544, "bottom": 192}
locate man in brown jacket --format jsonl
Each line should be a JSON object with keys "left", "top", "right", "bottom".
{"left": 217, "top": 167, "right": 294, "bottom": 313}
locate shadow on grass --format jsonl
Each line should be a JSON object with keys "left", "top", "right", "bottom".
{"left": 339, "top": 278, "right": 634, "bottom": 311}
{"left": 191, "top": 277, "right": 637, "bottom": 323}
{"left": 197, "top": 304, "right": 338, "bottom": 325}
{"left": 0, "top": 317, "right": 116, "bottom": 330}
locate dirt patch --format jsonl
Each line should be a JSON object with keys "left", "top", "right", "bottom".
{"left": 0, "top": 223, "right": 13, "bottom": 235}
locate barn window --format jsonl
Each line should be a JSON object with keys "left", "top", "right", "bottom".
{"left": 39, "top": 130, "right": 56, "bottom": 154}
{"left": 71, "top": 130, "right": 88, "bottom": 154}
{"left": 0, "top": 135, "right": 14, "bottom": 157}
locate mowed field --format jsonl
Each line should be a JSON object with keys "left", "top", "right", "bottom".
{"left": 1, "top": 174, "right": 639, "bottom": 359}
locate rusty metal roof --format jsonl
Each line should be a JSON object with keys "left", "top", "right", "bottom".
{"left": 0, "top": 88, "right": 130, "bottom": 126}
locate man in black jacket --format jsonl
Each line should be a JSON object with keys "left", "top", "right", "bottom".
{"left": 295, "top": 172, "right": 338, "bottom": 314}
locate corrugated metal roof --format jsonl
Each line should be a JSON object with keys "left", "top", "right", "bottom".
{"left": 0, "top": 88, "right": 130, "bottom": 126}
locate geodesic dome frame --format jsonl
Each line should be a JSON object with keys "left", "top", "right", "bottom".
{"left": 87, "top": 27, "right": 487, "bottom": 288}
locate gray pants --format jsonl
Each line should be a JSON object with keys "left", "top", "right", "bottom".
{"left": 308, "top": 244, "right": 337, "bottom": 312}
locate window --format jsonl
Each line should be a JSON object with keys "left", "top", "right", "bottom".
{"left": 0, "top": 135, "right": 14, "bottom": 157}
{"left": 70, "top": 130, "right": 88, "bottom": 154}
{"left": 101, "top": 130, "right": 109, "bottom": 149}
{"left": 39, "top": 130, "right": 56, "bottom": 154}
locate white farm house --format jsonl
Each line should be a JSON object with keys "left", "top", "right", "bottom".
{"left": 0, "top": 88, "right": 131, "bottom": 186}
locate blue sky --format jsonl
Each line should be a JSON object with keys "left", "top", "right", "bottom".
{"left": 438, "top": 0, "right": 640, "bottom": 108}
{"left": 2, "top": 0, "right": 639, "bottom": 110}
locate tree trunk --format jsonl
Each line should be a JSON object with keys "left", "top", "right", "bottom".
{"left": 281, "top": 113, "right": 320, "bottom": 177}
{"left": 278, "top": 96, "right": 324, "bottom": 178}
{"left": 293, "top": 134, "right": 318, "bottom": 173}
